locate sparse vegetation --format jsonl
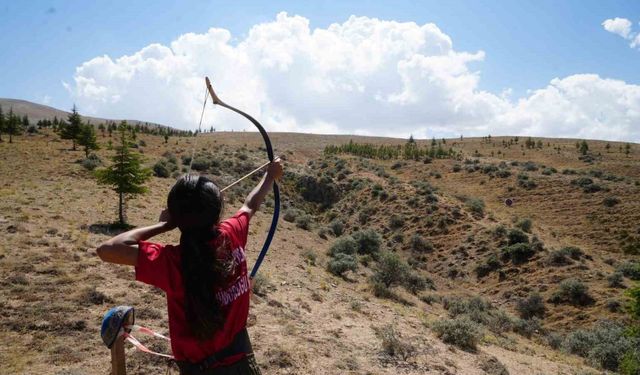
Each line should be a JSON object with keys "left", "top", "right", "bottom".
{"left": 432, "top": 316, "right": 482, "bottom": 351}
{"left": 550, "top": 279, "right": 593, "bottom": 306}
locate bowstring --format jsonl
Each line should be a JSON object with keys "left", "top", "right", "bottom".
{"left": 188, "top": 86, "right": 210, "bottom": 173}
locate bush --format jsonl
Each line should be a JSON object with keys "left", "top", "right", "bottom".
{"left": 252, "top": 273, "right": 273, "bottom": 297}
{"left": 465, "top": 198, "right": 485, "bottom": 218}
{"left": 376, "top": 325, "right": 417, "bottom": 360}
{"left": 515, "top": 218, "right": 533, "bottom": 233}
{"left": 371, "top": 281, "right": 394, "bottom": 299}
{"left": 301, "top": 249, "right": 316, "bottom": 266}
{"left": 563, "top": 321, "right": 637, "bottom": 372}
{"left": 432, "top": 316, "right": 482, "bottom": 351}
{"left": 607, "top": 272, "right": 625, "bottom": 288}
{"left": 410, "top": 234, "right": 433, "bottom": 253}
{"left": 328, "top": 219, "right": 344, "bottom": 236}
{"left": 283, "top": 209, "right": 300, "bottom": 223}
{"left": 617, "top": 262, "right": 640, "bottom": 280}
{"left": 513, "top": 317, "right": 542, "bottom": 338}
{"left": 295, "top": 214, "right": 312, "bottom": 230}
{"left": 496, "top": 169, "right": 511, "bottom": 178}
{"left": 475, "top": 253, "right": 501, "bottom": 278}
{"left": 403, "top": 273, "right": 432, "bottom": 294}
{"left": 153, "top": 159, "right": 172, "bottom": 178}
{"left": 373, "top": 252, "right": 410, "bottom": 288}
{"left": 551, "top": 279, "right": 593, "bottom": 306}
{"left": 603, "top": 196, "right": 621, "bottom": 207}
{"left": 352, "top": 229, "right": 382, "bottom": 256}
{"left": 389, "top": 214, "right": 405, "bottom": 229}
{"left": 507, "top": 228, "right": 529, "bottom": 245}
{"left": 328, "top": 236, "right": 358, "bottom": 256}
{"left": 502, "top": 243, "right": 535, "bottom": 264}
{"left": 516, "top": 293, "right": 545, "bottom": 319}
{"left": 327, "top": 253, "right": 357, "bottom": 276}
{"left": 190, "top": 157, "right": 210, "bottom": 171}
{"left": 81, "top": 154, "right": 102, "bottom": 171}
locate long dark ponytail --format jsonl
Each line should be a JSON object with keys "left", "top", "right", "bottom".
{"left": 168, "top": 175, "right": 226, "bottom": 341}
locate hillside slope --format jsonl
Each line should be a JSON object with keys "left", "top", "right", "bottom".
{"left": 0, "top": 130, "right": 638, "bottom": 374}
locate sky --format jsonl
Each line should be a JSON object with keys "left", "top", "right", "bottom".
{"left": 0, "top": 0, "right": 639, "bottom": 141}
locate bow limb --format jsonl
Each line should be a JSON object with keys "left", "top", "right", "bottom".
{"left": 205, "top": 76, "right": 280, "bottom": 278}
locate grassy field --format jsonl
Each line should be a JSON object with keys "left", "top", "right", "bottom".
{"left": 1, "top": 128, "right": 638, "bottom": 374}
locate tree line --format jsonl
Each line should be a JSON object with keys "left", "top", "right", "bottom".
{"left": 324, "top": 137, "right": 459, "bottom": 161}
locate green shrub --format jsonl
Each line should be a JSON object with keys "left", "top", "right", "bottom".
{"left": 563, "top": 321, "right": 637, "bottom": 372}
{"left": 373, "top": 252, "right": 410, "bottom": 288}
{"left": 620, "top": 350, "right": 640, "bottom": 375}
{"left": 571, "top": 177, "right": 594, "bottom": 187}
{"left": 432, "top": 316, "right": 482, "bottom": 351}
{"left": 496, "top": 169, "right": 511, "bottom": 178}
{"left": 328, "top": 236, "right": 358, "bottom": 256}
{"left": 295, "top": 214, "right": 312, "bottom": 230}
{"left": 475, "top": 253, "right": 501, "bottom": 277}
{"left": 617, "top": 262, "right": 640, "bottom": 280}
{"left": 376, "top": 324, "right": 417, "bottom": 360}
{"left": 502, "top": 243, "right": 535, "bottom": 264}
{"left": 352, "top": 229, "right": 382, "bottom": 256}
{"left": 507, "top": 228, "right": 529, "bottom": 245}
{"left": 515, "top": 218, "right": 533, "bottom": 233}
{"left": 410, "top": 234, "right": 433, "bottom": 253}
{"left": 327, "top": 253, "right": 357, "bottom": 276}
{"left": 371, "top": 281, "right": 394, "bottom": 299}
{"left": 516, "top": 293, "right": 545, "bottom": 319}
{"left": 301, "top": 249, "right": 316, "bottom": 266}
{"left": 389, "top": 214, "right": 405, "bottom": 229}
{"left": 551, "top": 279, "right": 593, "bottom": 306}
{"left": 607, "top": 272, "right": 625, "bottom": 288}
{"left": 81, "top": 153, "right": 102, "bottom": 171}
{"left": 153, "top": 159, "right": 172, "bottom": 178}
{"left": 328, "top": 219, "right": 344, "bottom": 236}
{"left": 190, "top": 157, "right": 210, "bottom": 171}
{"left": 513, "top": 317, "right": 542, "bottom": 338}
{"left": 283, "top": 208, "right": 300, "bottom": 223}
{"left": 465, "top": 198, "right": 485, "bottom": 218}
{"left": 403, "top": 273, "right": 433, "bottom": 294}
{"left": 603, "top": 196, "right": 621, "bottom": 207}
{"left": 627, "top": 284, "right": 640, "bottom": 320}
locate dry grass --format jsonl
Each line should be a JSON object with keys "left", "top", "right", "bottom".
{"left": 2, "top": 130, "right": 636, "bottom": 374}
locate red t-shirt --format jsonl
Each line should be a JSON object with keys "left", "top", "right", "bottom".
{"left": 135, "top": 210, "right": 251, "bottom": 365}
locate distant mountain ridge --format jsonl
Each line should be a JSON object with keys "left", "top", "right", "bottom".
{"left": 0, "top": 98, "right": 171, "bottom": 129}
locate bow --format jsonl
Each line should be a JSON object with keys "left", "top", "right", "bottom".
{"left": 205, "top": 76, "right": 280, "bottom": 278}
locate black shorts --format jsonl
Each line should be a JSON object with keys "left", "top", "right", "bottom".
{"left": 177, "top": 354, "right": 262, "bottom": 375}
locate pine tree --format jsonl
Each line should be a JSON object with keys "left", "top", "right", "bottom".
{"left": 98, "top": 123, "right": 106, "bottom": 137}
{"left": 6, "top": 108, "right": 22, "bottom": 143}
{"left": 95, "top": 122, "right": 152, "bottom": 226}
{"left": 78, "top": 124, "right": 99, "bottom": 157}
{"left": 605, "top": 143, "right": 611, "bottom": 153}
{"left": 579, "top": 140, "right": 589, "bottom": 155}
{"left": 61, "top": 105, "right": 83, "bottom": 150}
{"left": 625, "top": 143, "right": 631, "bottom": 156}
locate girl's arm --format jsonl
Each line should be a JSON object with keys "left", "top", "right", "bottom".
{"left": 241, "top": 158, "right": 283, "bottom": 218}
{"left": 96, "top": 219, "right": 175, "bottom": 266}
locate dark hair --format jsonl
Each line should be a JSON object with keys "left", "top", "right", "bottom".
{"left": 168, "top": 174, "right": 226, "bottom": 341}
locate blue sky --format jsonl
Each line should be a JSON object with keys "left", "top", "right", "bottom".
{"left": 0, "top": 1, "right": 639, "bottom": 140}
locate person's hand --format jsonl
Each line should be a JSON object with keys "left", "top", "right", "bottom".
{"left": 266, "top": 157, "right": 283, "bottom": 181}
{"left": 159, "top": 209, "right": 176, "bottom": 230}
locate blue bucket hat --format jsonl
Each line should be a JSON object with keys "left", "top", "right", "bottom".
{"left": 101, "top": 306, "right": 135, "bottom": 348}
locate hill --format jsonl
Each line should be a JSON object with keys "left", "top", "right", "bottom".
{"left": 0, "top": 129, "right": 638, "bottom": 374}
{"left": 0, "top": 98, "right": 169, "bottom": 129}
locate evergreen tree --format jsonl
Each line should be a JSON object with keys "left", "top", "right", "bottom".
{"left": 625, "top": 143, "right": 631, "bottom": 156}
{"left": 21, "top": 115, "right": 29, "bottom": 128}
{"left": 579, "top": 140, "right": 589, "bottom": 155}
{"left": 95, "top": 123, "right": 152, "bottom": 226}
{"left": 61, "top": 105, "right": 83, "bottom": 150}
{"left": 78, "top": 124, "right": 99, "bottom": 157}
{"left": 605, "top": 143, "right": 611, "bottom": 153}
{"left": 408, "top": 134, "right": 415, "bottom": 144}
{"left": 98, "top": 123, "right": 106, "bottom": 137}
{"left": 164, "top": 133, "right": 169, "bottom": 144}
{"left": 6, "top": 108, "right": 22, "bottom": 143}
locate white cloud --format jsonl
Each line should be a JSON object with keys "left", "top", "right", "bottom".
{"left": 602, "top": 17, "right": 633, "bottom": 39}
{"left": 67, "top": 13, "right": 640, "bottom": 142}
